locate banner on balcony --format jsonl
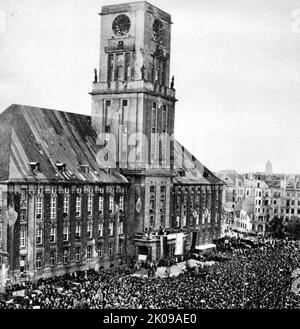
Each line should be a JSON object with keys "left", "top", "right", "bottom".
{"left": 174, "top": 232, "right": 184, "bottom": 255}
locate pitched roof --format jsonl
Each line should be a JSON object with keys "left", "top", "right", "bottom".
{"left": 173, "top": 140, "right": 224, "bottom": 185}
{"left": 0, "top": 104, "right": 128, "bottom": 184}
{"left": 0, "top": 104, "right": 222, "bottom": 186}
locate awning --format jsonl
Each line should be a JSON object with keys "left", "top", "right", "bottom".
{"left": 195, "top": 243, "right": 216, "bottom": 251}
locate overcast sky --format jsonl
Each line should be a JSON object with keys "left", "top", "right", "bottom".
{"left": 1, "top": 0, "right": 300, "bottom": 174}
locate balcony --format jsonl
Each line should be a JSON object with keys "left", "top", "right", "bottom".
{"left": 91, "top": 80, "right": 176, "bottom": 100}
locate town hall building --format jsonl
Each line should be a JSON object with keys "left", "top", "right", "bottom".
{"left": 0, "top": 1, "right": 224, "bottom": 284}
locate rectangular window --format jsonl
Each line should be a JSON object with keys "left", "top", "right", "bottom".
{"left": 121, "top": 99, "right": 128, "bottom": 124}
{"left": 20, "top": 209, "right": 26, "bottom": 222}
{"left": 150, "top": 216, "right": 154, "bottom": 227}
{"left": 151, "top": 104, "right": 157, "bottom": 162}
{"left": 76, "top": 196, "right": 82, "bottom": 217}
{"left": 36, "top": 253, "right": 42, "bottom": 269}
{"left": 36, "top": 227, "right": 43, "bottom": 245}
{"left": 63, "top": 195, "right": 69, "bottom": 216}
{"left": 109, "top": 222, "right": 114, "bottom": 236}
{"left": 98, "top": 244, "right": 103, "bottom": 258}
{"left": 0, "top": 223, "right": 2, "bottom": 243}
{"left": 107, "top": 54, "right": 114, "bottom": 81}
{"left": 109, "top": 196, "right": 114, "bottom": 213}
{"left": 75, "top": 225, "right": 81, "bottom": 239}
{"left": 98, "top": 223, "right": 103, "bottom": 237}
{"left": 87, "top": 195, "right": 93, "bottom": 216}
{"left": 20, "top": 188, "right": 27, "bottom": 206}
{"left": 63, "top": 249, "right": 68, "bottom": 264}
{"left": 119, "top": 241, "right": 123, "bottom": 254}
{"left": 116, "top": 53, "right": 124, "bottom": 81}
{"left": 0, "top": 189, "right": 2, "bottom": 207}
{"left": 87, "top": 246, "right": 92, "bottom": 260}
{"left": 50, "top": 227, "right": 56, "bottom": 243}
{"left": 150, "top": 199, "right": 155, "bottom": 213}
{"left": 162, "top": 60, "right": 166, "bottom": 86}
{"left": 99, "top": 195, "right": 104, "bottom": 214}
{"left": 109, "top": 242, "right": 113, "bottom": 256}
{"left": 63, "top": 226, "right": 69, "bottom": 241}
{"left": 155, "top": 61, "right": 159, "bottom": 83}
{"left": 50, "top": 195, "right": 57, "bottom": 219}
{"left": 20, "top": 226, "right": 26, "bottom": 248}
{"left": 151, "top": 103, "right": 157, "bottom": 133}
{"left": 124, "top": 53, "right": 131, "bottom": 81}
{"left": 87, "top": 223, "right": 92, "bottom": 238}
{"left": 119, "top": 222, "right": 123, "bottom": 235}
{"left": 50, "top": 251, "right": 56, "bottom": 267}
{"left": 162, "top": 105, "right": 168, "bottom": 133}
{"left": 36, "top": 196, "right": 43, "bottom": 219}
{"left": 160, "top": 215, "right": 165, "bottom": 227}
{"left": 104, "top": 100, "right": 111, "bottom": 129}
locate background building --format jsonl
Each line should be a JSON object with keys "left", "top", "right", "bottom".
{"left": 217, "top": 165, "right": 300, "bottom": 236}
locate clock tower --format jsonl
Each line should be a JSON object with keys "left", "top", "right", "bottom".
{"left": 90, "top": 2, "right": 177, "bottom": 257}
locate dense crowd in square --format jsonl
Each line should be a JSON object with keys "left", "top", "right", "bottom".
{"left": 1, "top": 237, "right": 300, "bottom": 309}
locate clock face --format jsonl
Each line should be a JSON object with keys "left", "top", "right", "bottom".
{"left": 112, "top": 14, "right": 131, "bottom": 37}
{"left": 153, "top": 19, "right": 164, "bottom": 42}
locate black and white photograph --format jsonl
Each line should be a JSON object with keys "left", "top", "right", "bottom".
{"left": 0, "top": 0, "right": 300, "bottom": 321}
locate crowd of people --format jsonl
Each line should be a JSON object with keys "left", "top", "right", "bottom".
{"left": 1, "top": 239, "right": 300, "bottom": 309}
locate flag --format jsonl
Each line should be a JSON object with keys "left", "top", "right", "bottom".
{"left": 92, "top": 239, "right": 98, "bottom": 258}
{"left": 136, "top": 198, "right": 142, "bottom": 213}
{"left": 28, "top": 237, "right": 33, "bottom": 264}
{"left": 7, "top": 205, "right": 18, "bottom": 227}
{"left": 175, "top": 233, "right": 184, "bottom": 255}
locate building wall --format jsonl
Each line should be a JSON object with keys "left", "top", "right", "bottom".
{"left": 2, "top": 183, "right": 128, "bottom": 282}
{"left": 171, "top": 184, "right": 223, "bottom": 248}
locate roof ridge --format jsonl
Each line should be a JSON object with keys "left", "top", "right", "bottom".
{"left": 2, "top": 103, "right": 91, "bottom": 118}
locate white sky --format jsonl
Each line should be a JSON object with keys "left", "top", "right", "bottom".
{"left": 1, "top": 0, "right": 300, "bottom": 174}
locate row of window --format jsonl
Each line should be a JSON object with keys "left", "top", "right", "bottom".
{"left": 35, "top": 194, "right": 124, "bottom": 220}
{"left": 106, "top": 52, "right": 167, "bottom": 86}
{"left": 175, "top": 212, "right": 219, "bottom": 227}
{"left": 35, "top": 241, "right": 124, "bottom": 268}
{"left": 107, "top": 52, "right": 131, "bottom": 83}
{"left": 20, "top": 222, "right": 124, "bottom": 247}
{"left": 21, "top": 186, "right": 108, "bottom": 196}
